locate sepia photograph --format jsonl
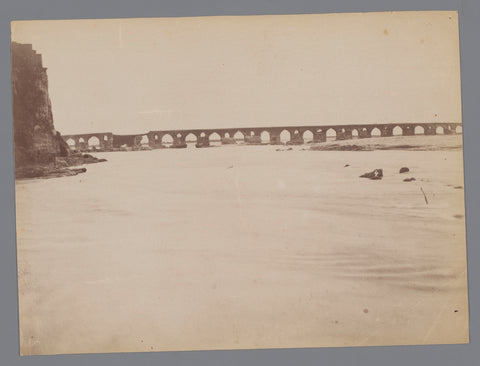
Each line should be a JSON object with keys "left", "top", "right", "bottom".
{"left": 11, "top": 11, "right": 468, "bottom": 356}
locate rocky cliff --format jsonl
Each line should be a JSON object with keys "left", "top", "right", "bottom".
{"left": 11, "top": 42, "right": 69, "bottom": 173}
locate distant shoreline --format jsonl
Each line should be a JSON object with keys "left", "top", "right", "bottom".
{"left": 309, "top": 134, "right": 463, "bottom": 152}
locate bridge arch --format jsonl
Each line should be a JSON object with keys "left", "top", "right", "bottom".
{"left": 280, "top": 129, "right": 291, "bottom": 143}
{"left": 393, "top": 126, "right": 403, "bottom": 136}
{"left": 140, "top": 135, "right": 149, "bottom": 145}
{"left": 209, "top": 132, "right": 222, "bottom": 146}
{"left": 414, "top": 126, "right": 425, "bottom": 135}
{"left": 436, "top": 126, "right": 445, "bottom": 134}
{"left": 326, "top": 128, "right": 336, "bottom": 139}
{"left": 88, "top": 136, "right": 100, "bottom": 147}
{"left": 162, "top": 134, "right": 174, "bottom": 147}
{"left": 260, "top": 131, "right": 270, "bottom": 143}
{"left": 233, "top": 131, "right": 245, "bottom": 142}
{"left": 209, "top": 132, "right": 221, "bottom": 140}
{"left": 371, "top": 127, "right": 381, "bottom": 137}
{"left": 456, "top": 125, "right": 462, "bottom": 133}
{"left": 185, "top": 133, "right": 197, "bottom": 142}
{"left": 66, "top": 138, "right": 75, "bottom": 147}
{"left": 351, "top": 128, "right": 359, "bottom": 138}
{"left": 302, "top": 130, "right": 314, "bottom": 143}
{"left": 78, "top": 137, "right": 85, "bottom": 143}
{"left": 185, "top": 133, "right": 197, "bottom": 147}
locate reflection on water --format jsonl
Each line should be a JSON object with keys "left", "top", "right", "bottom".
{"left": 15, "top": 144, "right": 468, "bottom": 354}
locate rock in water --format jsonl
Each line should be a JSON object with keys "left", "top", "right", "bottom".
{"left": 403, "top": 177, "right": 416, "bottom": 182}
{"left": 399, "top": 167, "right": 410, "bottom": 173}
{"left": 360, "top": 169, "right": 383, "bottom": 180}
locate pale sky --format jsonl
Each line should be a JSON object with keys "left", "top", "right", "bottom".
{"left": 11, "top": 11, "right": 462, "bottom": 135}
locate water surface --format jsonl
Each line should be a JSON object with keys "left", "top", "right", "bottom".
{"left": 15, "top": 144, "right": 468, "bottom": 354}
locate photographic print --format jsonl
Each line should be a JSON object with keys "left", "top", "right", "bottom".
{"left": 11, "top": 11, "right": 468, "bottom": 355}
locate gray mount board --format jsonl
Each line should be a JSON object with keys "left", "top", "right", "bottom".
{"left": 1, "top": 0, "right": 479, "bottom": 365}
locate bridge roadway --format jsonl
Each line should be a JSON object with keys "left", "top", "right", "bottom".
{"left": 62, "top": 122, "right": 462, "bottom": 151}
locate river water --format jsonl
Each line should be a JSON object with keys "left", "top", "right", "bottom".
{"left": 15, "top": 143, "right": 468, "bottom": 355}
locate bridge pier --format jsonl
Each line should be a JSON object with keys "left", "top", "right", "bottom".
{"left": 78, "top": 139, "right": 88, "bottom": 150}
{"left": 383, "top": 127, "right": 394, "bottom": 137}
{"left": 444, "top": 125, "right": 455, "bottom": 135}
{"left": 133, "top": 135, "right": 143, "bottom": 150}
{"left": 358, "top": 128, "right": 370, "bottom": 139}
{"left": 335, "top": 127, "right": 353, "bottom": 140}
{"left": 269, "top": 132, "right": 281, "bottom": 144}
{"left": 342, "top": 128, "right": 353, "bottom": 140}
{"left": 288, "top": 130, "right": 304, "bottom": 145}
{"left": 104, "top": 138, "right": 113, "bottom": 150}
{"left": 402, "top": 125, "right": 415, "bottom": 136}
{"left": 70, "top": 138, "right": 79, "bottom": 150}
{"left": 196, "top": 136, "right": 210, "bottom": 148}
{"left": 245, "top": 135, "right": 262, "bottom": 144}
{"left": 221, "top": 136, "right": 236, "bottom": 144}
{"left": 424, "top": 125, "right": 436, "bottom": 135}
{"left": 97, "top": 134, "right": 113, "bottom": 151}
{"left": 171, "top": 136, "right": 187, "bottom": 148}
{"left": 313, "top": 131, "right": 326, "bottom": 143}
{"left": 148, "top": 132, "right": 161, "bottom": 148}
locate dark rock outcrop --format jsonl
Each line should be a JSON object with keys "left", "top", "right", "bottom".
{"left": 403, "top": 177, "right": 416, "bottom": 182}
{"left": 15, "top": 166, "right": 87, "bottom": 179}
{"left": 12, "top": 43, "right": 69, "bottom": 171}
{"left": 360, "top": 169, "right": 383, "bottom": 180}
{"left": 399, "top": 167, "right": 410, "bottom": 173}
{"left": 11, "top": 43, "right": 106, "bottom": 179}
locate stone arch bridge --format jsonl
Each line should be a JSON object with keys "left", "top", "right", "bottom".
{"left": 62, "top": 122, "right": 462, "bottom": 151}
